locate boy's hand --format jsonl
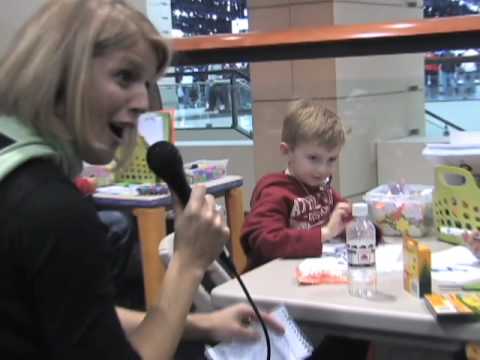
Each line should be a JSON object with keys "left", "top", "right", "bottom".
{"left": 322, "top": 202, "right": 351, "bottom": 241}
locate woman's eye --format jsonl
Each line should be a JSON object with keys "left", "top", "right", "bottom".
{"left": 115, "top": 70, "right": 135, "bottom": 87}
{"left": 328, "top": 157, "right": 337, "bottom": 163}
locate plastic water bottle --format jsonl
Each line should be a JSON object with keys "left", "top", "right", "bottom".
{"left": 346, "top": 203, "right": 377, "bottom": 298}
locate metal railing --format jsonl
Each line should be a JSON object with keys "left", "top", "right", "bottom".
{"left": 425, "top": 109, "right": 465, "bottom": 136}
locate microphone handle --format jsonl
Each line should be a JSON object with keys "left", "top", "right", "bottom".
{"left": 172, "top": 178, "right": 191, "bottom": 208}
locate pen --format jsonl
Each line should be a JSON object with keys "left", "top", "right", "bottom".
{"left": 431, "top": 266, "right": 469, "bottom": 272}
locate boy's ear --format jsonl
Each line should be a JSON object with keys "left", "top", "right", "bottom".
{"left": 280, "top": 142, "right": 290, "bottom": 155}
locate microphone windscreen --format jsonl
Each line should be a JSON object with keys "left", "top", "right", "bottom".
{"left": 146, "top": 141, "right": 191, "bottom": 206}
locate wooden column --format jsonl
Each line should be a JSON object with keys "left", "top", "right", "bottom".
{"left": 133, "top": 207, "right": 167, "bottom": 309}
{"left": 225, "top": 187, "right": 247, "bottom": 273}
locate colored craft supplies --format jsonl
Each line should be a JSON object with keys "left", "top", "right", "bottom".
{"left": 364, "top": 183, "right": 433, "bottom": 237}
{"left": 403, "top": 236, "right": 432, "bottom": 298}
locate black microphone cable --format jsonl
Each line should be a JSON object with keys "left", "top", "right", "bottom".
{"left": 218, "top": 252, "right": 271, "bottom": 360}
{"left": 146, "top": 141, "right": 271, "bottom": 360}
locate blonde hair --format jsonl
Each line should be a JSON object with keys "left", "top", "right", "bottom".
{"left": 281, "top": 99, "right": 346, "bottom": 149}
{"left": 0, "top": 0, "right": 170, "bottom": 171}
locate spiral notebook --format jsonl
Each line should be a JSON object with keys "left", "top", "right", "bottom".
{"left": 205, "top": 305, "right": 313, "bottom": 360}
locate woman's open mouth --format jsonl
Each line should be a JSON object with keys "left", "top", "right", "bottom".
{"left": 109, "top": 123, "right": 124, "bottom": 140}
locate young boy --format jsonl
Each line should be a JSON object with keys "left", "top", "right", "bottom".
{"left": 241, "top": 99, "right": 351, "bottom": 270}
{"left": 241, "top": 99, "right": 372, "bottom": 360}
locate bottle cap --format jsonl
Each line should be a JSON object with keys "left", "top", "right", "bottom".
{"left": 352, "top": 202, "right": 368, "bottom": 217}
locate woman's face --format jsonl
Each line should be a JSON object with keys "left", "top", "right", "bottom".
{"left": 82, "top": 39, "right": 157, "bottom": 164}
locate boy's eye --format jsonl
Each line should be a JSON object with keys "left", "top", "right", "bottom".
{"left": 328, "top": 157, "right": 337, "bottom": 163}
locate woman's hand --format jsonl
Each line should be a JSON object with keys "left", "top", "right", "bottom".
{"left": 322, "top": 202, "right": 351, "bottom": 241}
{"left": 173, "top": 185, "right": 230, "bottom": 272}
{"left": 206, "top": 304, "right": 285, "bottom": 343}
{"left": 464, "top": 231, "right": 480, "bottom": 258}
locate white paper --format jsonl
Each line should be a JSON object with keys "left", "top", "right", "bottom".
{"left": 433, "top": 268, "right": 480, "bottom": 289}
{"left": 138, "top": 112, "right": 167, "bottom": 145}
{"left": 322, "top": 242, "right": 347, "bottom": 258}
{"left": 205, "top": 306, "right": 313, "bottom": 360}
{"left": 431, "top": 246, "right": 479, "bottom": 269}
{"left": 297, "top": 257, "right": 348, "bottom": 277}
{"left": 308, "top": 243, "right": 403, "bottom": 273}
{"left": 431, "top": 246, "right": 480, "bottom": 289}
{"left": 95, "top": 185, "right": 138, "bottom": 196}
{"left": 376, "top": 243, "right": 404, "bottom": 273}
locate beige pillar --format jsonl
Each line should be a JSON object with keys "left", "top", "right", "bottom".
{"left": 248, "top": 0, "right": 425, "bottom": 197}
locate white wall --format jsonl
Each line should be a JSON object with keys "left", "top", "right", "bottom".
{"left": 377, "top": 136, "right": 448, "bottom": 186}
{"left": 0, "top": 0, "right": 147, "bottom": 58}
{"left": 0, "top": 0, "right": 43, "bottom": 58}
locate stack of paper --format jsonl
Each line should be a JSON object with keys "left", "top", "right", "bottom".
{"left": 431, "top": 246, "right": 480, "bottom": 290}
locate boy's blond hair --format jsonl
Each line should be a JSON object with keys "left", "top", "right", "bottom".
{"left": 281, "top": 99, "right": 346, "bottom": 149}
{"left": 0, "top": 0, "right": 170, "bottom": 173}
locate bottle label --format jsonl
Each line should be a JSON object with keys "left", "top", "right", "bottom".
{"left": 347, "top": 243, "right": 375, "bottom": 266}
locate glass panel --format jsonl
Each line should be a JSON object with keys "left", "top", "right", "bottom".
{"left": 424, "top": 0, "right": 479, "bottom": 18}
{"left": 234, "top": 78, "right": 253, "bottom": 136}
{"left": 423, "top": 1, "right": 480, "bottom": 136}
{"left": 158, "top": 66, "right": 253, "bottom": 135}
{"left": 425, "top": 50, "right": 480, "bottom": 137}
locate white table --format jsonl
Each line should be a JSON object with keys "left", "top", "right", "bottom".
{"left": 211, "top": 237, "right": 480, "bottom": 353}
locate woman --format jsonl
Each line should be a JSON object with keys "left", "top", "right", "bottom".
{"left": 0, "top": 0, "right": 281, "bottom": 358}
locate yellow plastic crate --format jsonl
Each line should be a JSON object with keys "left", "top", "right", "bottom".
{"left": 114, "top": 136, "right": 157, "bottom": 184}
{"left": 433, "top": 165, "right": 480, "bottom": 245}
{"left": 113, "top": 110, "right": 176, "bottom": 184}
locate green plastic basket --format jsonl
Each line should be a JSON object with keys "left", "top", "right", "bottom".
{"left": 114, "top": 136, "right": 157, "bottom": 184}
{"left": 433, "top": 165, "right": 480, "bottom": 245}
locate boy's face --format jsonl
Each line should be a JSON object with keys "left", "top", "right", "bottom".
{"left": 281, "top": 140, "right": 341, "bottom": 187}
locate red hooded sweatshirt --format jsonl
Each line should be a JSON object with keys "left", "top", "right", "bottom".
{"left": 241, "top": 172, "right": 346, "bottom": 270}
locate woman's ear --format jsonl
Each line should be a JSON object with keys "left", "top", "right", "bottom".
{"left": 279, "top": 142, "right": 290, "bottom": 155}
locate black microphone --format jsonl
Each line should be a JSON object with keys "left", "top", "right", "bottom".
{"left": 146, "top": 140, "right": 192, "bottom": 207}
{"left": 145, "top": 140, "right": 271, "bottom": 360}
{"left": 146, "top": 140, "right": 232, "bottom": 263}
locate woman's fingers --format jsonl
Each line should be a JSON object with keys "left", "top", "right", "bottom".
{"left": 252, "top": 311, "right": 285, "bottom": 334}
{"left": 235, "top": 305, "right": 285, "bottom": 334}
{"left": 230, "top": 326, "right": 260, "bottom": 341}
{"left": 185, "top": 185, "right": 207, "bottom": 213}
{"left": 173, "top": 185, "right": 230, "bottom": 270}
